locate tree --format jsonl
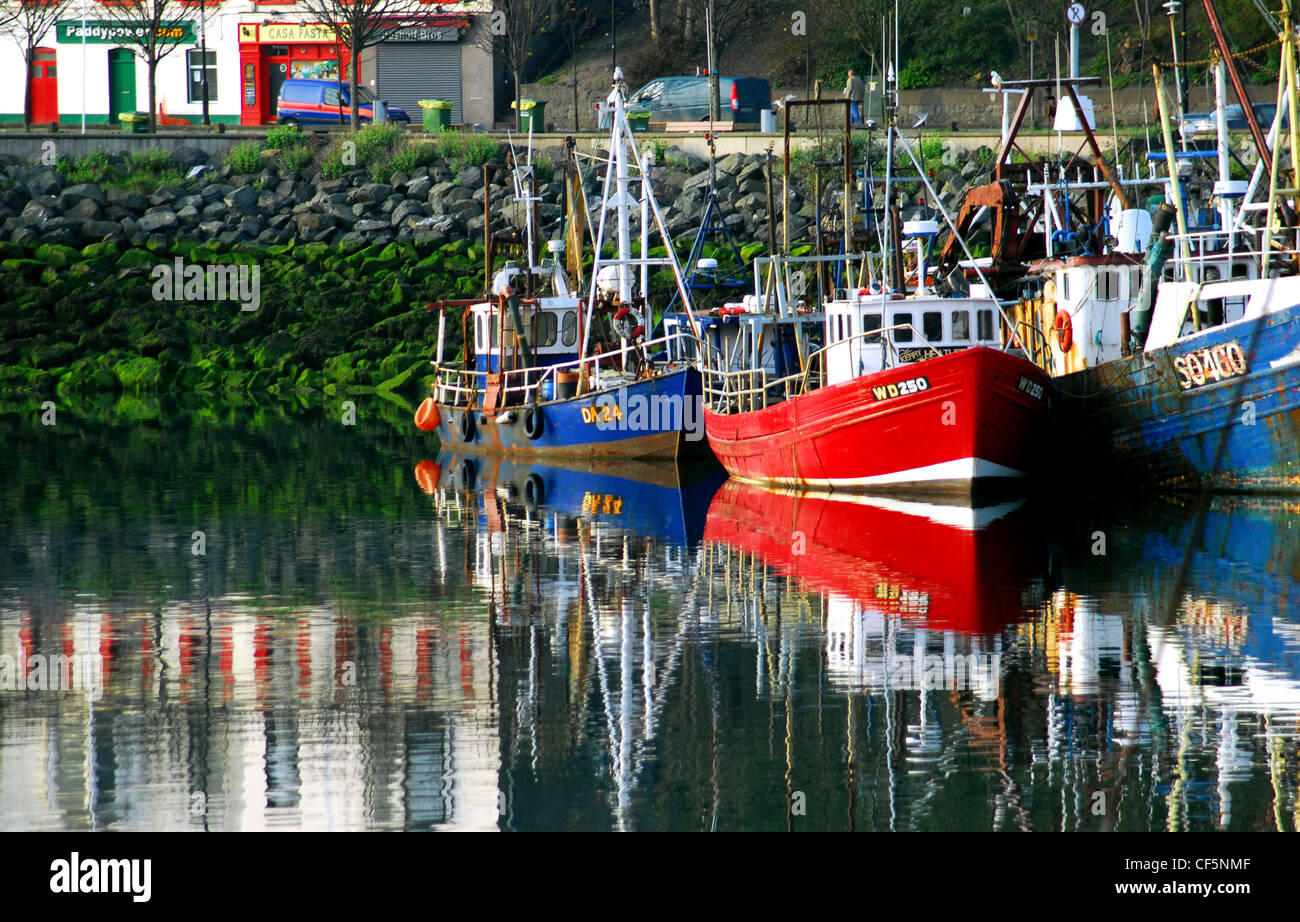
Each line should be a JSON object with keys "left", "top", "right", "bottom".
{"left": 0, "top": 0, "right": 73, "bottom": 130}
{"left": 675, "top": 0, "right": 747, "bottom": 53}
{"left": 298, "top": 0, "right": 425, "bottom": 132}
{"left": 471, "top": 0, "right": 556, "bottom": 131}
{"left": 676, "top": 0, "right": 749, "bottom": 119}
{"left": 95, "top": 0, "right": 209, "bottom": 131}
{"left": 811, "top": 0, "right": 892, "bottom": 76}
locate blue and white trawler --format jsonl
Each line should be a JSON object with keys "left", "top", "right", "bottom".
{"left": 416, "top": 71, "right": 711, "bottom": 462}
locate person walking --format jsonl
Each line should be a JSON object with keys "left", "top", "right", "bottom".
{"left": 844, "top": 69, "right": 865, "bottom": 125}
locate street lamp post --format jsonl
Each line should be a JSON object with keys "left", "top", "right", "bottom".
{"left": 80, "top": 0, "right": 86, "bottom": 135}
{"left": 1164, "top": 1, "right": 1185, "bottom": 126}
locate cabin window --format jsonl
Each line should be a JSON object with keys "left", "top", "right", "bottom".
{"left": 561, "top": 311, "right": 577, "bottom": 346}
{"left": 476, "top": 316, "right": 485, "bottom": 352}
{"left": 1098, "top": 271, "right": 1115, "bottom": 300}
{"left": 1232, "top": 263, "right": 1249, "bottom": 279}
{"left": 977, "top": 309, "right": 994, "bottom": 341}
{"left": 537, "top": 312, "right": 558, "bottom": 347}
{"left": 951, "top": 310, "right": 970, "bottom": 341}
{"left": 490, "top": 317, "right": 499, "bottom": 349}
{"left": 894, "top": 312, "right": 913, "bottom": 342}
{"left": 863, "top": 313, "right": 882, "bottom": 344}
{"left": 922, "top": 311, "right": 942, "bottom": 342}
{"left": 1061, "top": 272, "right": 1070, "bottom": 301}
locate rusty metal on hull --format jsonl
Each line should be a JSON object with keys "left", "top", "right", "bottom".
{"left": 1056, "top": 304, "right": 1300, "bottom": 492}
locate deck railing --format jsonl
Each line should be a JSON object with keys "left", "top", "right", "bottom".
{"left": 434, "top": 330, "right": 716, "bottom": 408}
{"left": 1165, "top": 225, "right": 1299, "bottom": 278}
{"left": 1011, "top": 321, "right": 1055, "bottom": 372}
{"left": 702, "top": 322, "right": 946, "bottom": 415}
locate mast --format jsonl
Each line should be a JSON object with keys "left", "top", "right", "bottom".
{"left": 1152, "top": 63, "right": 1194, "bottom": 279}
{"left": 614, "top": 84, "right": 633, "bottom": 305}
{"left": 884, "top": 60, "right": 897, "bottom": 291}
{"left": 581, "top": 70, "right": 703, "bottom": 362}
{"left": 1214, "top": 54, "right": 1232, "bottom": 229}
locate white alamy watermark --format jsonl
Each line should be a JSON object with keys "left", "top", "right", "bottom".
{"left": 50, "top": 853, "right": 151, "bottom": 903}
{"left": 829, "top": 648, "right": 1002, "bottom": 696}
{"left": 151, "top": 257, "right": 260, "bottom": 312}
{"left": 590, "top": 386, "right": 705, "bottom": 441}
{"left": 884, "top": 651, "right": 1001, "bottom": 693}
{"left": 0, "top": 652, "right": 104, "bottom": 701}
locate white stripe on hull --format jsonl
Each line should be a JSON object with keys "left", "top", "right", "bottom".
{"left": 742, "top": 457, "right": 1027, "bottom": 490}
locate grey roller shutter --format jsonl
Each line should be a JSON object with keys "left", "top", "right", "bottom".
{"left": 376, "top": 42, "right": 462, "bottom": 124}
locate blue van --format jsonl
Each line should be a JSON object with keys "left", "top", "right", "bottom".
{"left": 276, "top": 79, "right": 410, "bottom": 126}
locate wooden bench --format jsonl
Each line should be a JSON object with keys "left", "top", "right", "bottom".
{"left": 656, "top": 121, "right": 736, "bottom": 133}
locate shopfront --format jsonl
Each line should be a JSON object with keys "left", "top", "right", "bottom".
{"left": 372, "top": 19, "right": 468, "bottom": 125}
{"left": 238, "top": 22, "right": 348, "bottom": 125}
{"left": 49, "top": 19, "right": 199, "bottom": 125}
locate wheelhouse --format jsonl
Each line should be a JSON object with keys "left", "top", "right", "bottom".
{"left": 821, "top": 289, "right": 1002, "bottom": 386}
{"left": 469, "top": 295, "right": 582, "bottom": 379}
{"left": 662, "top": 295, "right": 823, "bottom": 382}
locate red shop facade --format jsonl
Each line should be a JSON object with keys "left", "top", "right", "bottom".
{"left": 238, "top": 21, "right": 349, "bottom": 126}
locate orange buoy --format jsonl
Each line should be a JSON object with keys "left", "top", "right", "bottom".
{"left": 413, "top": 460, "right": 441, "bottom": 495}
{"left": 414, "top": 397, "right": 440, "bottom": 432}
{"left": 1053, "top": 308, "right": 1073, "bottom": 352}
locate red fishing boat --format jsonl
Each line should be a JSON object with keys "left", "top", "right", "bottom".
{"left": 692, "top": 102, "right": 1051, "bottom": 497}
{"left": 698, "top": 277, "right": 1051, "bottom": 497}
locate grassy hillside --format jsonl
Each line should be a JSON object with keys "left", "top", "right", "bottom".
{"left": 542, "top": 0, "right": 1281, "bottom": 103}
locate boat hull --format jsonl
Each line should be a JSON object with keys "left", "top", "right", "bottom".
{"left": 1057, "top": 303, "right": 1300, "bottom": 491}
{"left": 703, "top": 347, "right": 1051, "bottom": 498}
{"left": 432, "top": 366, "right": 710, "bottom": 462}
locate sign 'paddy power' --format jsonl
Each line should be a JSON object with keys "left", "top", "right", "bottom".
{"left": 55, "top": 20, "right": 197, "bottom": 44}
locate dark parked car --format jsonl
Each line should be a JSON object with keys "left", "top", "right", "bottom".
{"left": 628, "top": 76, "right": 772, "bottom": 124}
{"left": 276, "top": 79, "right": 409, "bottom": 126}
{"left": 1180, "top": 102, "right": 1285, "bottom": 136}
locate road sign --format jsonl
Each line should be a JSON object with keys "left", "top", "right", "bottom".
{"left": 1066, "top": 3, "right": 1085, "bottom": 25}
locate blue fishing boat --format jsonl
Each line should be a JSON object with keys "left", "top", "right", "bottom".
{"left": 1058, "top": 294, "right": 1300, "bottom": 490}
{"left": 415, "top": 70, "right": 710, "bottom": 462}
{"left": 998, "top": 14, "right": 1300, "bottom": 491}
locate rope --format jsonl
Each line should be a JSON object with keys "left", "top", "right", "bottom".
{"left": 1164, "top": 37, "right": 1281, "bottom": 71}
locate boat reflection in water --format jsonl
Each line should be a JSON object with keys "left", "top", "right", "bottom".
{"left": 4, "top": 412, "right": 1300, "bottom": 830}
{"left": 704, "top": 479, "right": 1043, "bottom": 635}
{"left": 410, "top": 453, "right": 728, "bottom": 830}
{"left": 1039, "top": 495, "right": 1300, "bottom": 831}
{"left": 417, "top": 452, "right": 727, "bottom": 548}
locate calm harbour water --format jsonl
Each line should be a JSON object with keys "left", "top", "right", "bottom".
{"left": 1, "top": 398, "right": 1298, "bottom": 831}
